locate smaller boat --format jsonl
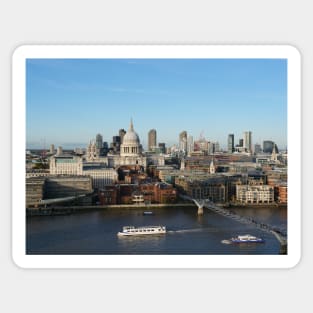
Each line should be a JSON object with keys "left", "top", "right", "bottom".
{"left": 143, "top": 211, "right": 154, "bottom": 215}
{"left": 231, "top": 234, "right": 265, "bottom": 243}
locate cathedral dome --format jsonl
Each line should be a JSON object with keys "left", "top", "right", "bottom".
{"left": 122, "top": 120, "right": 140, "bottom": 145}
{"left": 120, "top": 119, "right": 142, "bottom": 157}
{"left": 123, "top": 129, "right": 140, "bottom": 144}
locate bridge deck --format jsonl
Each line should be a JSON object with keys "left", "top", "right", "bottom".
{"left": 181, "top": 196, "right": 287, "bottom": 245}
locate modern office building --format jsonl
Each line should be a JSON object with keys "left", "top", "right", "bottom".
{"left": 158, "top": 142, "right": 166, "bottom": 154}
{"left": 208, "top": 142, "right": 220, "bottom": 154}
{"left": 263, "top": 140, "right": 274, "bottom": 153}
{"left": 110, "top": 135, "right": 121, "bottom": 153}
{"left": 228, "top": 134, "right": 234, "bottom": 153}
{"left": 96, "top": 133, "right": 103, "bottom": 149}
{"left": 119, "top": 129, "right": 126, "bottom": 144}
{"left": 254, "top": 143, "right": 262, "bottom": 154}
{"left": 243, "top": 131, "right": 252, "bottom": 153}
{"left": 179, "top": 131, "right": 187, "bottom": 152}
{"left": 56, "top": 146, "right": 63, "bottom": 156}
{"left": 187, "top": 136, "right": 194, "bottom": 156}
{"left": 49, "top": 144, "right": 55, "bottom": 154}
{"left": 148, "top": 129, "right": 157, "bottom": 151}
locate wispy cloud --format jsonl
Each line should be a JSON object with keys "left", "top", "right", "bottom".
{"left": 103, "top": 86, "right": 170, "bottom": 95}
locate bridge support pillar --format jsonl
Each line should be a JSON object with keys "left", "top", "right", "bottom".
{"left": 279, "top": 244, "right": 287, "bottom": 255}
{"left": 198, "top": 206, "right": 204, "bottom": 215}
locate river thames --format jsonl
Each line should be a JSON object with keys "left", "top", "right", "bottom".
{"left": 26, "top": 205, "right": 287, "bottom": 255}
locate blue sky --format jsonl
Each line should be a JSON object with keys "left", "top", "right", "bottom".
{"left": 26, "top": 58, "right": 287, "bottom": 150}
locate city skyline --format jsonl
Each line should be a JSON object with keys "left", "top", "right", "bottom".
{"left": 26, "top": 58, "right": 287, "bottom": 150}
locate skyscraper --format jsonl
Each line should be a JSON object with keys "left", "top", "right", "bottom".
{"left": 50, "top": 144, "right": 55, "bottom": 154}
{"left": 187, "top": 135, "right": 194, "bottom": 156}
{"left": 254, "top": 143, "right": 262, "bottom": 154}
{"left": 228, "top": 134, "right": 234, "bottom": 153}
{"left": 158, "top": 143, "right": 166, "bottom": 154}
{"left": 179, "top": 131, "right": 187, "bottom": 152}
{"left": 119, "top": 129, "right": 126, "bottom": 144}
{"left": 243, "top": 131, "right": 252, "bottom": 153}
{"left": 148, "top": 129, "right": 157, "bottom": 151}
{"left": 263, "top": 140, "right": 274, "bottom": 153}
{"left": 96, "top": 133, "right": 103, "bottom": 149}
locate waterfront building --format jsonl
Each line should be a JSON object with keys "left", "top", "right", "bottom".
{"left": 174, "top": 173, "right": 245, "bottom": 203}
{"left": 236, "top": 185, "right": 274, "bottom": 204}
{"left": 82, "top": 164, "right": 118, "bottom": 189}
{"left": 98, "top": 186, "right": 118, "bottom": 205}
{"left": 50, "top": 154, "right": 83, "bottom": 175}
{"left": 26, "top": 177, "right": 45, "bottom": 207}
{"left": 175, "top": 175, "right": 227, "bottom": 202}
{"left": 265, "top": 168, "right": 287, "bottom": 185}
{"left": 49, "top": 154, "right": 117, "bottom": 188}
{"left": 275, "top": 183, "right": 287, "bottom": 203}
{"left": 243, "top": 131, "right": 252, "bottom": 153}
{"left": 44, "top": 176, "right": 93, "bottom": 199}
{"left": 228, "top": 134, "right": 234, "bottom": 153}
{"left": 148, "top": 129, "right": 157, "bottom": 151}
{"left": 118, "top": 182, "right": 177, "bottom": 204}
{"left": 26, "top": 175, "right": 93, "bottom": 207}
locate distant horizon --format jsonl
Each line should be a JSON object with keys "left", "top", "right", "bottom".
{"left": 26, "top": 58, "right": 287, "bottom": 150}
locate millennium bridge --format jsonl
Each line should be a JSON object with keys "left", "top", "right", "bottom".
{"left": 180, "top": 195, "right": 287, "bottom": 253}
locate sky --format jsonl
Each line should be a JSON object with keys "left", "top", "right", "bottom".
{"left": 26, "top": 58, "right": 287, "bottom": 150}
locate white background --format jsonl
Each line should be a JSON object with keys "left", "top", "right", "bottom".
{"left": 0, "top": 1, "right": 310, "bottom": 312}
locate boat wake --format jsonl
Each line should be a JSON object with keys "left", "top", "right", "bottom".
{"left": 167, "top": 227, "right": 216, "bottom": 234}
{"left": 221, "top": 239, "right": 232, "bottom": 244}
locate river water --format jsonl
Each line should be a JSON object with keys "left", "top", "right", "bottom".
{"left": 26, "top": 206, "right": 287, "bottom": 255}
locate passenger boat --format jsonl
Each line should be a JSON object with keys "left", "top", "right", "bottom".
{"left": 231, "top": 234, "right": 265, "bottom": 243}
{"left": 117, "top": 225, "right": 166, "bottom": 236}
{"left": 143, "top": 211, "right": 154, "bottom": 215}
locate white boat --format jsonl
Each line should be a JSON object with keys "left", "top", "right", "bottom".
{"left": 117, "top": 225, "right": 166, "bottom": 236}
{"left": 231, "top": 234, "right": 265, "bottom": 243}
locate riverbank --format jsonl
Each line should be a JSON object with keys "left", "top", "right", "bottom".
{"left": 26, "top": 201, "right": 287, "bottom": 216}
{"left": 227, "top": 202, "right": 287, "bottom": 209}
{"left": 26, "top": 203, "right": 197, "bottom": 216}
